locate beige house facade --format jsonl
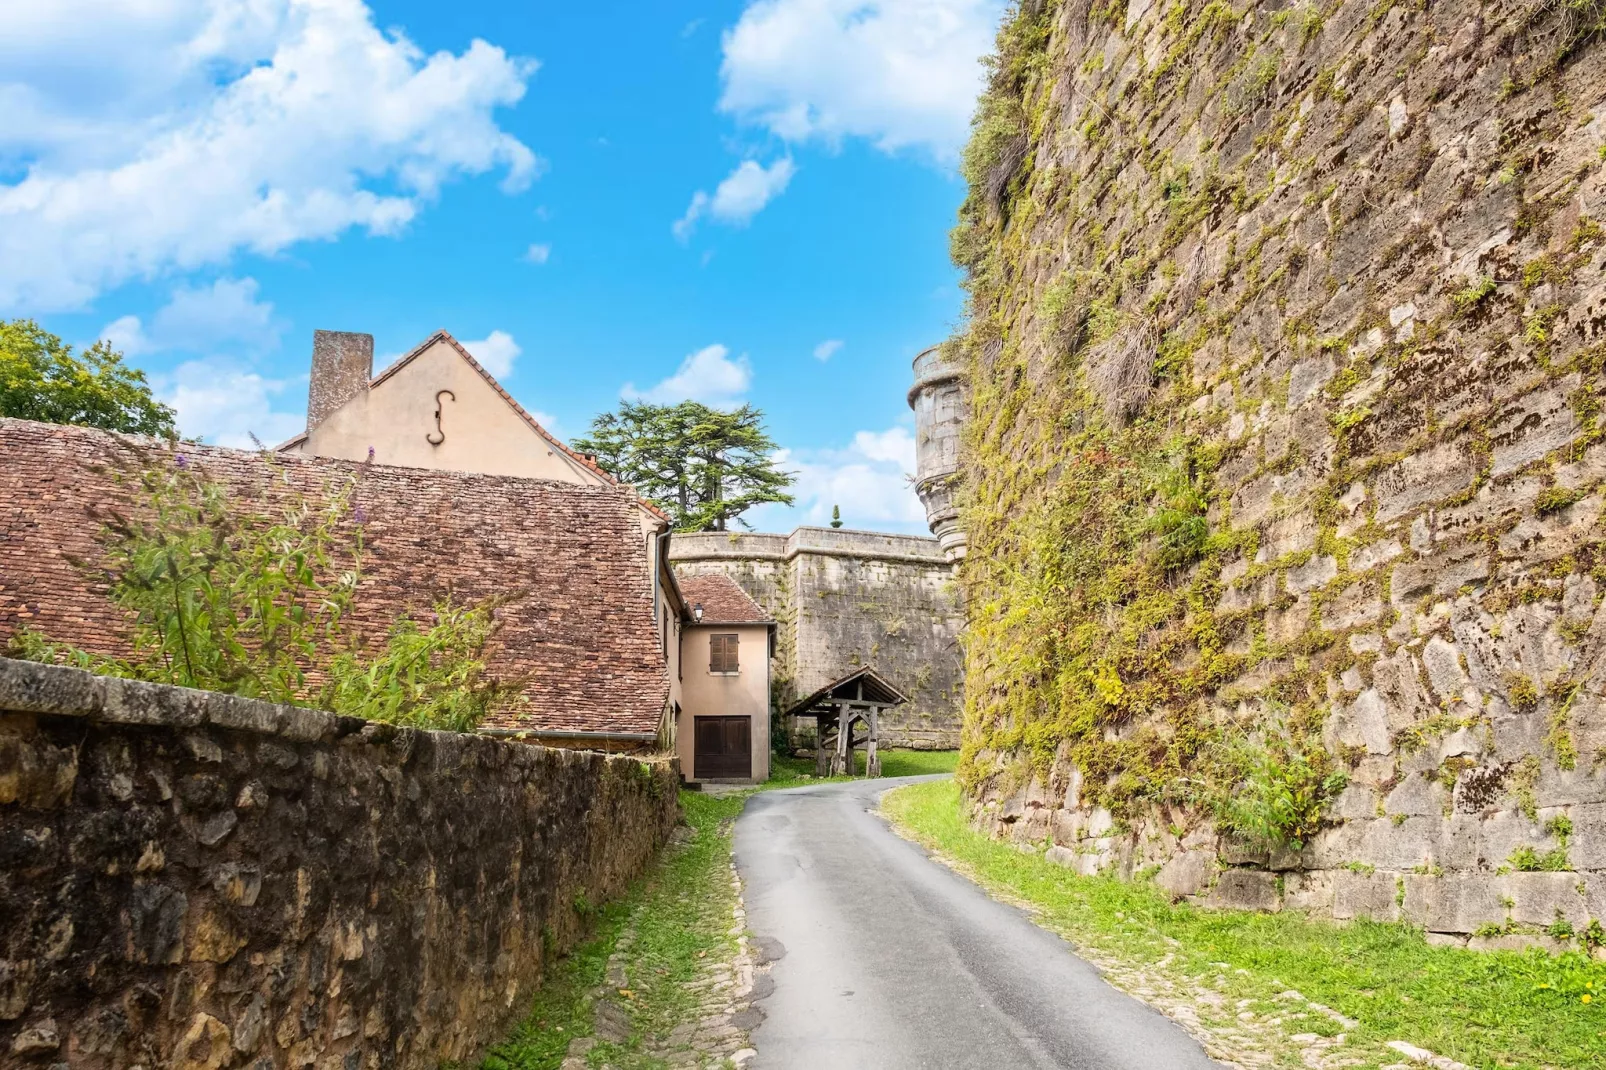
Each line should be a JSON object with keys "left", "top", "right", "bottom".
{"left": 673, "top": 574, "right": 773, "bottom": 783}
{"left": 278, "top": 328, "right": 685, "bottom": 748}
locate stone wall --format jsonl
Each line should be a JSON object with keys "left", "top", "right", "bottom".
{"left": 953, "top": 0, "right": 1606, "bottom": 950}
{"left": 0, "top": 658, "right": 680, "bottom": 1067}
{"left": 670, "top": 528, "right": 964, "bottom": 749}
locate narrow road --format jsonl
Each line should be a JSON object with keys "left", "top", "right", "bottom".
{"left": 733, "top": 776, "right": 1223, "bottom": 1070}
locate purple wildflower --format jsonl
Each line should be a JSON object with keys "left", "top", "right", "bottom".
{"left": 353, "top": 504, "right": 368, "bottom": 524}
{"left": 175, "top": 454, "right": 189, "bottom": 469}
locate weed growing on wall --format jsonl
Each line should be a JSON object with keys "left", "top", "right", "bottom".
{"left": 10, "top": 451, "right": 519, "bottom": 731}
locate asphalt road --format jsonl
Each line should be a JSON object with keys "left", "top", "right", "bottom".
{"left": 732, "top": 775, "right": 1223, "bottom": 1070}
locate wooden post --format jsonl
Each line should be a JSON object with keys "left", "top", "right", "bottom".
{"left": 815, "top": 712, "right": 832, "bottom": 776}
{"left": 867, "top": 705, "right": 881, "bottom": 778}
{"left": 833, "top": 703, "right": 851, "bottom": 776}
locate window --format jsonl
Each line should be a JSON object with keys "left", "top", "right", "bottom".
{"left": 709, "top": 633, "right": 739, "bottom": 673}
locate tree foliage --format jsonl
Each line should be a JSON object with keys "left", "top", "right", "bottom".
{"left": 0, "top": 319, "right": 177, "bottom": 436}
{"left": 10, "top": 452, "right": 518, "bottom": 732}
{"left": 573, "top": 400, "right": 795, "bottom": 532}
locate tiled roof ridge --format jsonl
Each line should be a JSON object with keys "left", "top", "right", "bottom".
{"left": 675, "top": 572, "right": 773, "bottom": 624}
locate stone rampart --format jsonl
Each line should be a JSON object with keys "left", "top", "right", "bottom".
{"left": 671, "top": 528, "right": 964, "bottom": 749}
{"left": 954, "top": 0, "right": 1606, "bottom": 950}
{"left": 0, "top": 658, "right": 679, "bottom": 1067}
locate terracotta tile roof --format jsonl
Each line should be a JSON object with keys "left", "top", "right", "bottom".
{"left": 0, "top": 419, "right": 668, "bottom": 736}
{"left": 675, "top": 573, "right": 773, "bottom": 625}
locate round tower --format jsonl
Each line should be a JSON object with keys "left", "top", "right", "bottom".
{"left": 908, "top": 345, "right": 968, "bottom": 561}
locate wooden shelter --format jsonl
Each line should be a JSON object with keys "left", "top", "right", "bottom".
{"left": 784, "top": 667, "right": 908, "bottom": 778}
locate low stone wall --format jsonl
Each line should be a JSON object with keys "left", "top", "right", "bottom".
{"left": 0, "top": 658, "right": 679, "bottom": 1067}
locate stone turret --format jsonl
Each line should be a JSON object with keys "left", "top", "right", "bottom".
{"left": 907, "top": 345, "right": 967, "bottom": 561}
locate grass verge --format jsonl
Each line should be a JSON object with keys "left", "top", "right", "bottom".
{"left": 881, "top": 779, "right": 1605, "bottom": 1070}
{"left": 766, "top": 747, "right": 959, "bottom": 787}
{"left": 481, "top": 791, "right": 748, "bottom": 1070}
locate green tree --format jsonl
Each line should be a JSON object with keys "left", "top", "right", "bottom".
{"left": 831, "top": 505, "right": 844, "bottom": 528}
{"left": 573, "top": 400, "right": 796, "bottom": 532}
{"left": 0, "top": 319, "right": 176, "bottom": 436}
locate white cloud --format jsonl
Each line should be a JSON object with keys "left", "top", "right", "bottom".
{"left": 673, "top": 157, "right": 795, "bottom": 240}
{"left": 461, "top": 330, "right": 521, "bottom": 379}
{"left": 624, "top": 344, "right": 752, "bottom": 406}
{"left": 753, "top": 425, "right": 926, "bottom": 532}
{"left": 97, "top": 276, "right": 278, "bottom": 356}
{"left": 99, "top": 314, "right": 149, "bottom": 356}
{"left": 524, "top": 242, "right": 552, "bottom": 264}
{"left": 813, "top": 338, "right": 843, "bottom": 361}
{"left": 160, "top": 358, "right": 304, "bottom": 449}
{"left": 0, "top": 0, "right": 539, "bottom": 311}
{"left": 719, "top": 0, "right": 1003, "bottom": 160}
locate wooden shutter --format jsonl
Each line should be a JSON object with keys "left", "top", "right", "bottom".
{"left": 710, "top": 633, "right": 739, "bottom": 672}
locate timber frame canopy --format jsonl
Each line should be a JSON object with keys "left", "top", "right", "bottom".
{"left": 783, "top": 667, "right": 908, "bottom": 778}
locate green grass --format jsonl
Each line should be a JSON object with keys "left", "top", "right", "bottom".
{"left": 481, "top": 791, "right": 747, "bottom": 1070}
{"left": 882, "top": 780, "right": 1606, "bottom": 1070}
{"left": 767, "top": 747, "right": 959, "bottom": 787}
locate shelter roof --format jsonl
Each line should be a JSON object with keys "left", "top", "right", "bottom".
{"left": 784, "top": 666, "right": 908, "bottom": 719}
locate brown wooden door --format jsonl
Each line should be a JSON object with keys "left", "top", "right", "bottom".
{"left": 694, "top": 716, "right": 752, "bottom": 779}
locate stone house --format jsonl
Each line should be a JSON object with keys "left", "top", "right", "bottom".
{"left": 0, "top": 419, "right": 671, "bottom": 749}
{"left": 673, "top": 574, "right": 775, "bottom": 783}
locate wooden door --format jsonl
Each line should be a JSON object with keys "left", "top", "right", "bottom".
{"left": 694, "top": 716, "right": 752, "bottom": 779}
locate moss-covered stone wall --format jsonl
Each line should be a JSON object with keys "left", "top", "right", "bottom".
{"left": 952, "top": 0, "right": 1606, "bottom": 949}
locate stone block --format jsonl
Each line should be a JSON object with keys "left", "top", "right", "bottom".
{"left": 1384, "top": 773, "right": 1449, "bottom": 818}
{"left": 101, "top": 678, "right": 207, "bottom": 729}
{"left": 1372, "top": 442, "right": 1477, "bottom": 524}
{"left": 1266, "top": 597, "right": 1312, "bottom": 645}
{"left": 1332, "top": 870, "right": 1402, "bottom": 921}
{"left": 1570, "top": 802, "right": 1606, "bottom": 870}
{"left": 1155, "top": 851, "right": 1216, "bottom": 898}
{"left": 1287, "top": 355, "right": 1335, "bottom": 409}
{"left": 1286, "top": 555, "right": 1338, "bottom": 594}
{"left": 1356, "top": 817, "right": 1443, "bottom": 871}
{"left": 1283, "top": 870, "right": 1335, "bottom": 912}
{"left": 1324, "top": 581, "right": 1383, "bottom": 630}
{"left": 1324, "top": 689, "right": 1393, "bottom": 755}
{"left": 0, "top": 660, "right": 100, "bottom": 718}
{"left": 1204, "top": 869, "right": 1282, "bottom": 912}
{"left": 1256, "top": 515, "right": 1318, "bottom": 561}
{"left": 1391, "top": 541, "right": 1490, "bottom": 607}
{"left": 1477, "top": 809, "right": 1549, "bottom": 869}
{"left": 1231, "top": 470, "right": 1312, "bottom": 530}
{"left": 1467, "top": 933, "right": 1575, "bottom": 953}
{"left": 1489, "top": 378, "right": 1581, "bottom": 477}
{"left": 1044, "top": 845, "right": 1078, "bottom": 870}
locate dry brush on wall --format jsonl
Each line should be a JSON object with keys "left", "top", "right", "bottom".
{"left": 952, "top": 0, "right": 1606, "bottom": 949}
{"left": 0, "top": 658, "right": 680, "bottom": 1068}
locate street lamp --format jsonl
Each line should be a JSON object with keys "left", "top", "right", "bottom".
{"left": 692, "top": 603, "right": 704, "bottom": 623}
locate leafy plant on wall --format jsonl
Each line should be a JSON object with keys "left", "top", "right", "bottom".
{"left": 10, "top": 450, "right": 519, "bottom": 732}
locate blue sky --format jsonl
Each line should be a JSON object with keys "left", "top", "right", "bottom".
{"left": 0, "top": 0, "right": 1004, "bottom": 534}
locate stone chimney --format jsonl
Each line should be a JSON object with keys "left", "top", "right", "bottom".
{"left": 908, "top": 344, "right": 968, "bottom": 562}
{"left": 306, "top": 330, "right": 373, "bottom": 431}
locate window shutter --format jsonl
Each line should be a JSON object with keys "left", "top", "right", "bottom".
{"left": 709, "top": 633, "right": 740, "bottom": 672}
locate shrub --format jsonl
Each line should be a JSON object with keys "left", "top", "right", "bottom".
{"left": 1212, "top": 719, "right": 1348, "bottom": 850}
{"left": 10, "top": 451, "right": 518, "bottom": 731}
